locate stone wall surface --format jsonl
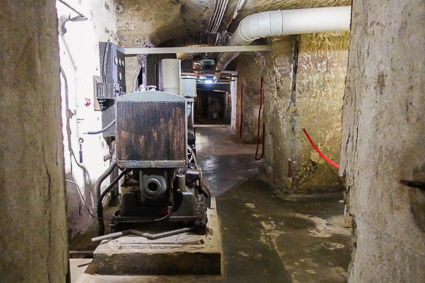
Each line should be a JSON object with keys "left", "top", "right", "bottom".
{"left": 0, "top": 1, "right": 68, "bottom": 282}
{"left": 236, "top": 33, "right": 349, "bottom": 193}
{"left": 340, "top": 0, "right": 425, "bottom": 281}
{"left": 294, "top": 32, "right": 349, "bottom": 192}
{"left": 236, "top": 53, "right": 267, "bottom": 143}
{"left": 260, "top": 37, "right": 296, "bottom": 191}
{"left": 115, "top": 0, "right": 214, "bottom": 48}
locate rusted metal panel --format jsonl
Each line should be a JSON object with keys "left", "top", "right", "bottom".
{"left": 116, "top": 92, "right": 186, "bottom": 168}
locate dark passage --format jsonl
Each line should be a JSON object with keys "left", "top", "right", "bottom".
{"left": 195, "top": 91, "right": 231, "bottom": 125}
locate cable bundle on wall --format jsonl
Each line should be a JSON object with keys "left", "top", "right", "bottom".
{"left": 206, "top": 0, "right": 229, "bottom": 34}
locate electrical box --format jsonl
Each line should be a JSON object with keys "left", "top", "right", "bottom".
{"left": 97, "top": 42, "right": 126, "bottom": 138}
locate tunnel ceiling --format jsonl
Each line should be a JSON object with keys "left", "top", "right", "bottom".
{"left": 115, "top": 0, "right": 351, "bottom": 48}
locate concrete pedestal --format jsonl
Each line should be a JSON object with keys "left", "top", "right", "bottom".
{"left": 93, "top": 198, "right": 221, "bottom": 275}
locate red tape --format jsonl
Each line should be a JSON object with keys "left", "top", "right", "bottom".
{"left": 303, "top": 129, "right": 339, "bottom": 169}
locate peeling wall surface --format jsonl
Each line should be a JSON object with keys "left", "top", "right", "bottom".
{"left": 57, "top": 0, "right": 119, "bottom": 239}
{"left": 0, "top": 1, "right": 68, "bottom": 281}
{"left": 340, "top": 0, "right": 425, "bottom": 281}
{"left": 236, "top": 32, "right": 349, "bottom": 193}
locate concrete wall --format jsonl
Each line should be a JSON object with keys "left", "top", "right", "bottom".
{"left": 340, "top": 0, "right": 425, "bottom": 281}
{"left": 57, "top": 0, "right": 119, "bottom": 239}
{"left": 0, "top": 1, "right": 68, "bottom": 281}
{"left": 236, "top": 32, "right": 349, "bottom": 193}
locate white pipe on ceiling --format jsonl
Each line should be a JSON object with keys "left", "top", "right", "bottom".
{"left": 124, "top": 45, "right": 271, "bottom": 55}
{"left": 216, "top": 6, "right": 351, "bottom": 71}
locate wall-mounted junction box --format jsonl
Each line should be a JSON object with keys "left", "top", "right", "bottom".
{"left": 96, "top": 42, "right": 126, "bottom": 138}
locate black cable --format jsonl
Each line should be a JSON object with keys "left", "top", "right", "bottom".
{"left": 102, "top": 40, "right": 111, "bottom": 83}
{"left": 95, "top": 161, "right": 117, "bottom": 202}
{"left": 85, "top": 119, "right": 115, "bottom": 135}
{"left": 65, "top": 180, "right": 108, "bottom": 220}
{"left": 71, "top": 151, "right": 92, "bottom": 181}
{"left": 98, "top": 169, "right": 130, "bottom": 235}
{"left": 116, "top": 212, "right": 173, "bottom": 224}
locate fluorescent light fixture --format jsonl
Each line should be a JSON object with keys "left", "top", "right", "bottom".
{"left": 205, "top": 80, "right": 213, "bottom": 84}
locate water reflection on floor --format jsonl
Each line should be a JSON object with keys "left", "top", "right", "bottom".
{"left": 195, "top": 125, "right": 261, "bottom": 197}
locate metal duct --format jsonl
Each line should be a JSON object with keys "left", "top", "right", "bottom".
{"left": 216, "top": 6, "right": 351, "bottom": 71}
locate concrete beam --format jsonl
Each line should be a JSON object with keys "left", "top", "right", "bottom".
{"left": 124, "top": 45, "right": 271, "bottom": 56}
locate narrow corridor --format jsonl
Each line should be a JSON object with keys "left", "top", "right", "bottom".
{"left": 3, "top": 1, "right": 423, "bottom": 281}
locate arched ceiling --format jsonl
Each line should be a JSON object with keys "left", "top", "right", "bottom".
{"left": 115, "top": 0, "right": 351, "bottom": 48}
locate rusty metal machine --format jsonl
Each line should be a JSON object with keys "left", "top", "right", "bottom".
{"left": 110, "top": 90, "right": 210, "bottom": 232}
{"left": 94, "top": 50, "right": 209, "bottom": 236}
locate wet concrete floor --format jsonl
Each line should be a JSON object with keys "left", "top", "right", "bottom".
{"left": 198, "top": 125, "right": 352, "bottom": 282}
{"left": 71, "top": 125, "right": 352, "bottom": 282}
{"left": 196, "top": 125, "right": 261, "bottom": 197}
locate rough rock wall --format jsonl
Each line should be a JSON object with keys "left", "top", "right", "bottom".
{"left": 236, "top": 53, "right": 267, "bottom": 143}
{"left": 294, "top": 32, "right": 349, "bottom": 192}
{"left": 261, "top": 37, "right": 297, "bottom": 191}
{"left": 340, "top": 0, "right": 425, "bottom": 281}
{"left": 115, "top": 0, "right": 214, "bottom": 47}
{"left": 237, "top": 33, "right": 349, "bottom": 193}
{"left": 0, "top": 1, "right": 68, "bottom": 281}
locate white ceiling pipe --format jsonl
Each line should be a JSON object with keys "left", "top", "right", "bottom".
{"left": 216, "top": 6, "right": 351, "bottom": 71}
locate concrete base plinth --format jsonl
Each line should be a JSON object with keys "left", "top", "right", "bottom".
{"left": 93, "top": 198, "right": 221, "bottom": 275}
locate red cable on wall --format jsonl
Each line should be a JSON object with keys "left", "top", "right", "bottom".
{"left": 303, "top": 128, "right": 339, "bottom": 169}
{"left": 255, "top": 77, "right": 265, "bottom": 160}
